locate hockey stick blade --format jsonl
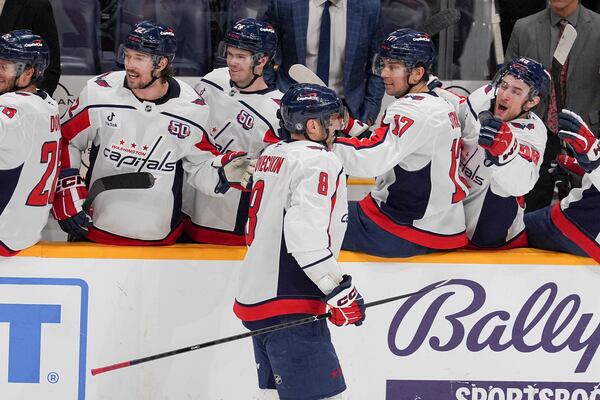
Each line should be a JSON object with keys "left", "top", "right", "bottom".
{"left": 288, "top": 63, "right": 326, "bottom": 86}
{"left": 553, "top": 23, "right": 577, "bottom": 66}
{"left": 83, "top": 172, "right": 155, "bottom": 212}
{"left": 417, "top": 8, "right": 461, "bottom": 36}
{"left": 91, "top": 280, "right": 446, "bottom": 376}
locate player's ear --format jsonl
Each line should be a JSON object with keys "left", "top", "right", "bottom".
{"left": 409, "top": 66, "right": 425, "bottom": 84}
{"left": 16, "top": 66, "right": 34, "bottom": 87}
{"left": 526, "top": 95, "right": 541, "bottom": 110}
{"left": 157, "top": 57, "right": 169, "bottom": 72}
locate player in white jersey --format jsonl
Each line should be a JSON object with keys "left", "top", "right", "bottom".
{"left": 52, "top": 21, "right": 250, "bottom": 245}
{"left": 333, "top": 29, "right": 468, "bottom": 258}
{"left": 0, "top": 30, "right": 59, "bottom": 256}
{"left": 458, "top": 57, "right": 550, "bottom": 249}
{"left": 183, "top": 19, "right": 282, "bottom": 245}
{"left": 236, "top": 84, "right": 365, "bottom": 399}
{"left": 525, "top": 109, "right": 600, "bottom": 263}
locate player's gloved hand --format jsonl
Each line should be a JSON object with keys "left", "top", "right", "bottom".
{"left": 240, "top": 158, "right": 256, "bottom": 189}
{"left": 556, "top": 154, "right": 586, "bottom": 178}
{"left": 325, "top": 275, "right": 365, "bottom": 327}
{"left": 51, "top": 168, "right": 92, "bottom": 239}
{"left": 558, "top": 109, "right": 600, "bottom": 173}
{"left": 214, "top": 151, "right": 252, "bottom": 193}
{"left": 478, "top": 110, "right": 518, "bottom": 166}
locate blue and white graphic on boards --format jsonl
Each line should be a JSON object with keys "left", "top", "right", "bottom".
{"left": 0, "top": 277, "right": 89, "bottom": 400}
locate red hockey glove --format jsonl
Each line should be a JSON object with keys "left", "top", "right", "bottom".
{"left": 558, "top": 109, "right": 600, "bottom": 173}
{"left": 556, "top": 154, "right": 586, "bottom": 178}
{"left": 52, "top": 168, "right": 91, "bottom": 239}
{"left": 478, "top": 111, "right": 518, "bottom": 166}
{"left": 325, "top": 275, "right": 365, "bottom": 327}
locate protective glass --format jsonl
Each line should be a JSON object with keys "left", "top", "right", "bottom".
{"left": 495, "top": 77, "right": 532, "bottom": 102}
{"left": 323, "top": 108, "right": 349, "bottom": 131}
{"left": 372, "top": 54, "right": 410, "bottom": 78}
{"left": 0, "top": 59, "right": 18, "bottom": 79}
{"left": 117, "top": 45, "right": 155, "bottom": 69}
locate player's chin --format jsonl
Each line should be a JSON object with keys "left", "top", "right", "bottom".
{"left": 384, "top": 84, "right": 401, "bottom": 97}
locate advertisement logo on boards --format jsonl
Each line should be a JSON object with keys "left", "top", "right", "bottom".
{"left": 387, "top": 279, "right": 600, "bottom": 374}
{"left": 0, "top": 277, "right": 89, "bottom": 400}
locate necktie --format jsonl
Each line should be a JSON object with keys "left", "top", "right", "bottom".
{"left": 316, "top": 1, "right": 331, "bottom": 85}
{"left": 547, "top": 19, "right": 570, "bottom": 134}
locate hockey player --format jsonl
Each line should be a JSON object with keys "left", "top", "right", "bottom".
{"left": 525, "top": 109, "right": 600, "bottom": 263}
{"left": 458, "top": 57, "right": 550, "bottom": 249}
{"left": 53, "top": 21, "right": 251, "bottom": 245}
{"left": 333, "top": 29, "right": 468, "bottom": 258}
{"left": 0, "top": 30, "right": 59, "bottom": 256}
{"left": 235, "top": 83, "right": 365, "bottom": 399}
{"left": 183, "top": 18, "right": 282, "bottom": 245}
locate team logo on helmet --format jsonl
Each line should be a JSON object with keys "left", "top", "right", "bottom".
{"left": 160, "top": 28, "right": 175, "bottom": 37}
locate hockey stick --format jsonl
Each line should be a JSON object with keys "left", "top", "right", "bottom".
{"left": 551, "top": 23, "right": 577, "bottom": 199}
{"left": 490, "top": 0, "right": 504, "bottom": 65}
{"left": 83, "top": 172, "right": 155, "bottom": 212}
{"left": 66, "top": 172, "right": 156, "bottom": 241}
{"left": 552, "top": 23, "right": 576, "bottom": 114}
{"left": 91, "top": 279, "right": 447, "bottom": 376}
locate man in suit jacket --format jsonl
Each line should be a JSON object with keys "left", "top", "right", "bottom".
{"left": 263, "top": 0, "right": 384, "bottom": 124}
{"left": 0, "top": 0, "right": 61, "bottom": 95}
{"left": 505, "top": 0, "right": 600, "bottom": 211}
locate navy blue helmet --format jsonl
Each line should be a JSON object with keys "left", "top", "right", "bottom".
{"left": 121, "top": 20, "right": 177, "bottom": 63}
{"left": 373, "top": 28, "right": 435, "bottom": 75}
{"left": 220, "top": 18, "right": 278, "bottom": 62}
{"left": 0, "top": 29, "right": 49, "bottom": 81}
{"left": 494, "top": 57, "right": 551, "bottom": 99}
{"left": 280, "top": 83, "right": 345, "bottom": 134}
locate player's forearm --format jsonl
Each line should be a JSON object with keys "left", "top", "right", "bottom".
{"left": 183, "top": 159, "right": 224, "bottom": 196}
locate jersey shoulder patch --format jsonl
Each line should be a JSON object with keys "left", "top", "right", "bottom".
{"left": 0, "top": 105, "right": 18, "bottom": 119}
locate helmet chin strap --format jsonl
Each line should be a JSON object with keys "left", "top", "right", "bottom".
{"left": 232, "top": 54, "right": 267, "bottom": 90}
{"left": 138, "top": 68, "right": 161, "bottom": 90}
{"left": 303, "top": 117, "right": 333, "bottom": 147}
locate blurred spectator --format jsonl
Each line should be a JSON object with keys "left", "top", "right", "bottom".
{"left": 0, "top": 0, "right": 61, "bottom": 95}
{"left": 263, "top": 0, "right": 384, "bottom": 124}
{"left": 505, "top": 0, "right": 600, "bottom": 211}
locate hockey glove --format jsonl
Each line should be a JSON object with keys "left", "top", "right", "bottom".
{"left": 51, "top": 168, "right": 92, "bottom": 239}
{"left": 478, "top": 111, "right": 518, "bottom": 166}
{"left": 214, "top": 151, "right": 253, "bottom": 192}
{"left": 325, "top": 275, "right": 365, "bottom": 327}
{"left": 558, "top": 109, "right": 600, "bottom": 173}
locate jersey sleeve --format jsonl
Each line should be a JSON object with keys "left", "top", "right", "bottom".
{"left": 0, "top": 106, "right": 26, "bottom": 170}
{"left": 587, "top": 168, "right": 600, "bottom": 190}
{"left": 181, "top": 127, "right": 225, "bottom": 195}
{"left": 285, "top": 152, "right": 345, "bottom": 294}
{"left": 333, "top": 101, "right": 426, "bottom": 177}
{"left": 59, "top": 84, "right": 96, "bottom": 171}
{"left": 488, "top": 122, "right": 547, "bottom": 197}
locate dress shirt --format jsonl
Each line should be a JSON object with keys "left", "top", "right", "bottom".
{"left": 306, "top": 0, "right": 347, "bottom": 96}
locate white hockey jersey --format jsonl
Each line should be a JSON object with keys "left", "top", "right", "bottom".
{"left": 234, "top": 140, "right": 347, "bottom": 323}
{"left": 0, "top": 90, "right": 60, "bottom": 255}
{"left": 182, "top": 68, "right": 282, "bottom": 244}
{"left": 60, "top": 71, "right": 227, "bottom": 245}
{"left": 460, "top": 84, "right": 547, "bottom": 248}
{"left": 551, "top": 169, "right": 600, "bottom": 263}
{"left": 333, "top": 91, "right": 468, "bottom": 249}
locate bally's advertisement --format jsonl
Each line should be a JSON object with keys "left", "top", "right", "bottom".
{"left": 0, "top": 245, "right": 598, "bottom": 399}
